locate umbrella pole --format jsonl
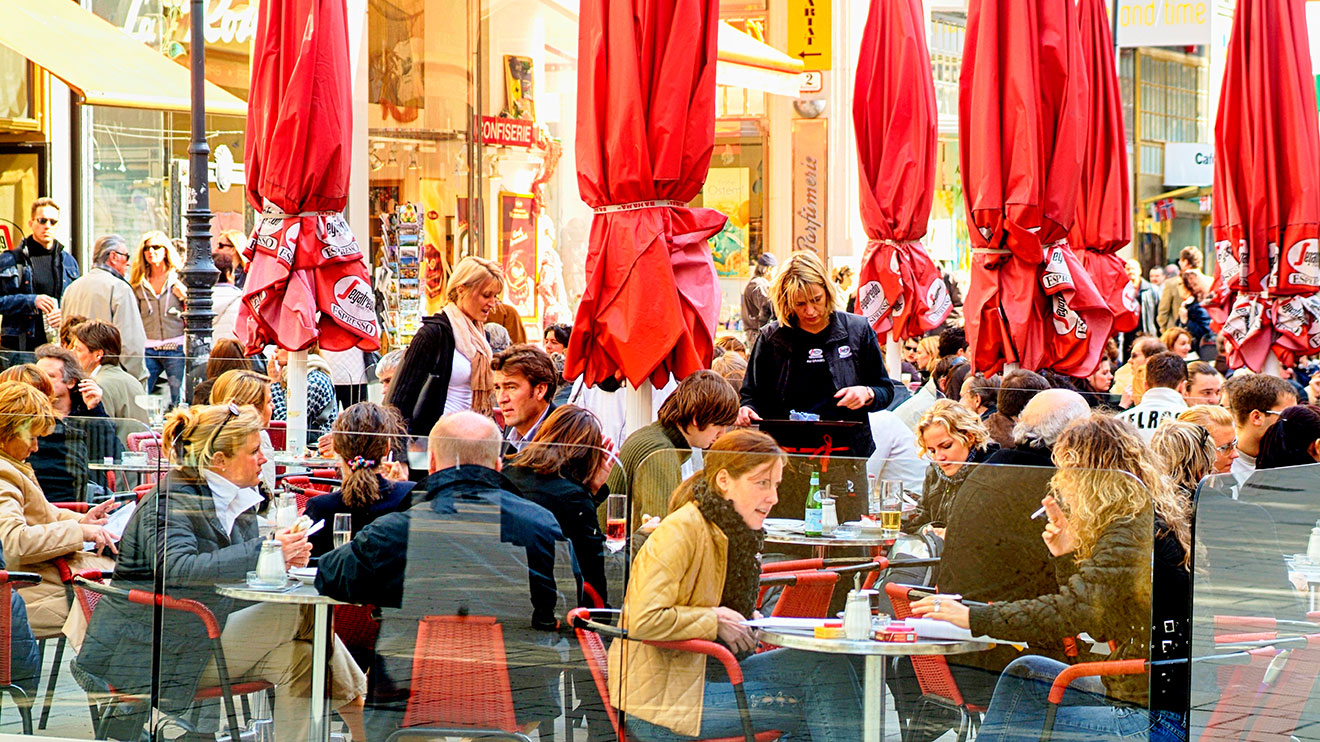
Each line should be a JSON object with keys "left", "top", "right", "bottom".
{"left": 286, "top": 350, "right": 309, "bottom": 456}
{"left": 625, "top": 381, "right": 653, "bottom": 439}
{"left": 884, "top": 339, "right": 902, "bottom": 380}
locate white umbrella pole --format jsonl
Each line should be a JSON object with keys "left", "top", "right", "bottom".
{"left": 286, "top": 350, "right": 309, "bottom": 456}
{"left": 885, "top": 339, "right": 902, "bottom": 380}
{"left": 625, "top": 381, "right": 654, "bottom": 439}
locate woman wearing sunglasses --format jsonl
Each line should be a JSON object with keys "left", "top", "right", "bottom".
{"left": 129, "top": 231, "right": 187, "bottom": 409}
{"left": 77, "top": 403, "right": 369, "bottom": 742}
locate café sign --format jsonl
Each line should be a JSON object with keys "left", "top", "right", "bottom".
{"left": 122, "top": 0, "right": 258, "bottom": 48}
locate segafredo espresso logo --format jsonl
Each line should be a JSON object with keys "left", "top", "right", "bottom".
{"left": 925, "top": 279, "right": 952, "bottom": 324}
{"left": 319, "top": 216, "right": 361, "bottom": 260}
{"left": 1051, "top": 294, "right": 1088, "bottom": 339}
{"left": 330, "top": 276, "right": 377, "bottom": 335}
{"left": 1215, "top": 238, "right": 1242, "bottom": 287}
{"left": 1041, "top": 246, "right": 1072, "bottom": 291}
{"left": 1285, "top": 238, "right": 1320, "bottom": 288}
{"left": 858, "top": 280, "right": 888, "bottom": 327}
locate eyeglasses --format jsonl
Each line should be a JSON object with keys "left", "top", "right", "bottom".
{"left": 904, "top": 345, "right": 919, "bottom": 352}
{"left": 1215, "top": 438, "right": 1237, "bottom": 453}
{"left": 146, "top": 244, "right": 168, "bottom": 251}
{"left": 206, "top": 403, "right": 243, "bottom": 456}
{"left": 35, "top": 217, "right": 57, "bottom": 226}
{"left": 217, "top": 242, "right": 233, "bottom": 249}
{"left": 1264, "top": 409, "right": 1283, "bottom": 417}
{"left": 111, "top": 251, "right": 130, "bottom": 259}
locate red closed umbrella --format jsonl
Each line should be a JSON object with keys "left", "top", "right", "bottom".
{"left": 565, "top": 0, "right": 726, "bottom": 388}
{"left": 1213, "top": 0, "right": 1320, "bottom": 370}
{"left": 237, "top": 0, "right": 379, "bottom": 354}
{"left": 1072, "top": 0, "right": 1136, "bottom": 335}
{"left": 853, "top": 0, "right": 951, "bottom": 345}
{"left": 959, "top": 0, "right": 1112, "bottom": 376}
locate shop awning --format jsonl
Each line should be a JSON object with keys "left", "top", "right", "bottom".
{"left": 717, "top": 22, "right": 806, "bottom": 97}
{"left": 0, "top": 0, "right": 247, "bottom": 116}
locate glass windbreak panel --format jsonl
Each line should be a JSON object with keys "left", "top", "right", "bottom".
{"left": 617, "top": 450, "right": 1162, "bottom": 741}
{"left": 1190, "top": 466, "right": 1320, "bottom": 742}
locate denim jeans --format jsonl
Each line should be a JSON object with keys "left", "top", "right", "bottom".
{"left": 979, "top": 656, "right": 1187, "bottom": 742}
{"left": 624, "top": 648, "right": 863, "bottom": 742}
{"left": 145, "top": 347, "right": 186, "bottom": 408}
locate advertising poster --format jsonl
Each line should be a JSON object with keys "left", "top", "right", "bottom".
{"left": 705, "top": 167, "right": 750, "bottom": 277}
{"left": 499, "top": 192, "right": 538, "bottom": 320}
{"left": 504, "top": 55, "right": 535, "bottom": 120}
{"left": 419, "top": 179, "right": 449, "bottom": 315}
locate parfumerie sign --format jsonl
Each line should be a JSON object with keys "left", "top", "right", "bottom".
{"left": 1116, "top": 0, "right": 1212, "bottom": 48}
{"left": 791, "top": 118, "right": 827, "bottom": 258}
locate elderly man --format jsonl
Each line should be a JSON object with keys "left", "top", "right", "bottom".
{"left": 936, "top": 389, "right": 1091, "bottom": 707}
{"left": 317, "top": 410, "right": 580, "bottom": 740}
{"left": 61, "top": 235, "right": 148, "bottom": 383}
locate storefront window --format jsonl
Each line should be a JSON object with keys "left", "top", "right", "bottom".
{"left": 0, "top": 47, "right": 33, "bottom": 122}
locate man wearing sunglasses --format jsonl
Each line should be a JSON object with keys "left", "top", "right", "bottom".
{"left": 60, "top": 235, "right": 149, "bottom": 383}
{"left": 0, "top": 198, "right": 80, "bottom": 362}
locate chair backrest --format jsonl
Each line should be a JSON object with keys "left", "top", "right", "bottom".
{"left": 567, "top": 607, "right": 624, "bottom": 740}
{"left": 770, "top": 571, "right": 838, "bottom": 619}
{"left": 126, "top": 432, "right": 160, "bottom": 454}
{"left": 0, "top": 572, "right": 39, "bottom": 686}
{"left": 884, "top": 582, "right": 969, "bottom": 707}
{"left": 1243, "top": 635, "right": 1320, "bottom": 741}
{"left": 333, "top": 604, "right": 380, "bottom": 653}
{"left": 266, "top": 422, "right": 287, "bottom": 451}
{"left": 71, "top": 571, "right": 108, "bottom": 628}
{"left": 399, "top": 615, "right": 520, "bottom": 733}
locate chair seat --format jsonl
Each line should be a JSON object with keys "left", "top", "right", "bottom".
{"left": 194, "top": 681, "right": 275, "bottom": 700}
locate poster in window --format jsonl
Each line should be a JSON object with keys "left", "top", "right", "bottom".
{"left": 499, "top": 192, "right": 538, "bottom": 320}
{"left": 504, "top": 55, "right": 535, "bottom": 120}
{"left": 704, "top": 167, "right": 750, "bottom": 277}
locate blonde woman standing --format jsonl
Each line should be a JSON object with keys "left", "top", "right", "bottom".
{"left": 388, "top": 256, "right": 505, "bottom": 435}
{"left": 129, "top": 230, "right": 187, "bottom": 408}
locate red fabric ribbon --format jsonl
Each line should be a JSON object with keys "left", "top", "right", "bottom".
{"left": 782, "top": 434, "right": 849, "bottom": 474}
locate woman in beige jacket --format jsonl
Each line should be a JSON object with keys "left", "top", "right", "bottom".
{"left": 0, "top": 381, "right": 117, "bottom": 637}
{"left": 610, "top": 430, "right": 863, "bottom": 741}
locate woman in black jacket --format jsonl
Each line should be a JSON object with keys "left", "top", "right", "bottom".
{"left": 388, "top": 256, "right": 505, "bottom": 436}
{"left": 737, "top": 251, "right": 893, "bottom": 520}
{"left": 906, "top": 399, "right": 998, "bottom": 535}
{"left": 304, "top": 402, "right": 416, "bottom": 557}
{"left": 503, "top": 404, "right": 614, "bottom": 605}
{"left": 75, "top": 404, "right": 367, "bottom": 741}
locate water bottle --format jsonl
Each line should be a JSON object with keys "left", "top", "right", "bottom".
{"left": 803, "top": 472, "right": 823, "bottom": 537}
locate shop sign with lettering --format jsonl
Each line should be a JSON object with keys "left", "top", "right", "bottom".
{"left": 791, "top": 118, "right": 828, "bottom": 258}
{"left": 479, "top": 116, "right": 537, "bottom": 148}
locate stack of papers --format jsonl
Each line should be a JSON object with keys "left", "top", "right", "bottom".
{"left": 743, "top": 616, "right": 1028, "bottom": 647}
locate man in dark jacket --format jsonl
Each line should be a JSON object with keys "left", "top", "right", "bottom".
{"left": 0, "top": 198, "right": 80, "bottom": 360}
{"left": 937, "top": 389, "right": 1091, "bottom": 707}
{"left": 317, "top": 410, "right": 581, "bottom": 741}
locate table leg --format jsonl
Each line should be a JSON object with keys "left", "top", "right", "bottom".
{"left": 864, "top": 654, "right": 886, "bottom": 742}
{"left": 1310, "top": 585, "right": 1319, "bottom": 614}
{"left": 311, "top": 604, "right": 330, "bottom": 742}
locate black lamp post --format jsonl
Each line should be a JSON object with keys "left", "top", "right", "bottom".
{"left": 179, "top": 0, "right": 218, "bottom": 400}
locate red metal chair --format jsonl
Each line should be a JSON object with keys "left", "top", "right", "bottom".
{"left": 265, "top": 421, "right": 287, "bottom": 451}
{"left": 71, "top": 576, "right": 275, "bottom": 741}
{"left": 568, "top": 607, "right": 781, "bottom": 742}
{"left": 280, "top": 475, "right": 335, "bottom": 513}
{"left": 886, "top": 583, "right": 986, "bottom": 742}
{"left": 333, "top": 604, "right": 380, "bottom": 657}
{"left": 125, "top": 432, "right": 160, "bottom": 455}
{"left": 758, "top": 571, "right": 838, "bottom": 619}
{"left": 385, "top": 614, "right": 537, "bottom": 742}
{"left": 32, "top": 512, "right": 92, "bottom": 732}
{"left": 0, "top": 571, "right": 42, "bottom": 734}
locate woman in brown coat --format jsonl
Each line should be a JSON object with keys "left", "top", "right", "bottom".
{"left": 610, "top": 429, "right": 863, "bottom": 741}
{"left": 0, "top": 381, "right": 117, "bottom": 637}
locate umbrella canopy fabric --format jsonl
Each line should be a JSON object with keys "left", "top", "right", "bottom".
{"left": 238, "top": 0, "right": 379, "bottom": 354}
{"left": 566, "top": 0, "right": 726, "bottom": 388}
{"left": 959, "top": 0, "right": 1112, "bottom": 376}
{"left": 1213, "top": 0, "right": 1320, "bottom": 370}
{"left": 853, "top": 0, "right": 951, "bottom": 344}
{"left": 1072, "top": 0, "right": 1137, "bottom": 335}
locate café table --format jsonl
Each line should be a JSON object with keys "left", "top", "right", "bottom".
{"left": 765, "top": 531, "right": 894, "bottom": 559}
{"left": 215, "top": 582, "right": 343, "bottom": 742}
{"left": 270, "top": 453, "right": 339, "bottom": 469}
{"left": 757, "top": 628, "right": 991, "bottom": 742}
{"left": 89, "top": 458, "right": 167, "bottom": 474}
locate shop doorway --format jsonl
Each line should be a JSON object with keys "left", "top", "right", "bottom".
{"left": 0, "top": 144, "right": 45, "bottom": 249}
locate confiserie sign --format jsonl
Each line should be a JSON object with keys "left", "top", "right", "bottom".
{"left": 479, "top": 116, "right": 536, "bottom": 148}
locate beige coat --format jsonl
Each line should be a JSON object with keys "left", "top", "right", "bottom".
{"left": 608, "top": 502, "right": 726, "bottom": 737}
{"left": 61, "top": 267, "right": 149, "bottom": 383}
{"left": 0, "top": 454, "right": 112, "bottom": 636}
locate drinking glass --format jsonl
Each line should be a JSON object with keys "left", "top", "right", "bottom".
{"left": 332, "top": 513, "right": 353, "bottom": 549}
{"left": 605, "top": 493, "right": 627, "bottom": 548}
{"left": 880, "top": 480, "right": 902, "bottom": 538}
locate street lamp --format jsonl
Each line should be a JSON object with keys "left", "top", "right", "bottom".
{"left": 180, "top": 0, "right": 218, "bottom": 400}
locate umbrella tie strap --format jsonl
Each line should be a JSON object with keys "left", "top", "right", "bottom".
{"left": 260, "top": 200, "right": 340, "bottom": 219}
{"left": 972, "top": 248, "right": 1012, "bottom": 255}
{"left": 593, "top": 199, "right": 688, "bottom": 214}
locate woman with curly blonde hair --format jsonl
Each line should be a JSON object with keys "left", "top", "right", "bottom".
{"left": 1151, "top": 420, "right": 1217, "bottom": 497}
{"left": 907, "top": 400, "right": 998, "bottom": 534}
{"left": 914, "top": 413, "right": 1190, "bottom": 742}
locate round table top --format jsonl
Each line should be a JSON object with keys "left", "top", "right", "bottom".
{"left": 765, "top": 533, "right": 894, "bottom": 548}
{"left": 215, "top": 582, "right": 343, "bottom": 605}
{"left": 758, "top": 628, "right": 992, "bottom": 656}
{"left": 271, "top": 455, "right": 339, "bottom": 469}
{"left": 90, "top": 460, "right": 167, "bottom": 472}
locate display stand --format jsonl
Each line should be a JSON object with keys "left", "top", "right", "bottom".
{"left": 377, "top": 204, "right": 425, "bottom": 347}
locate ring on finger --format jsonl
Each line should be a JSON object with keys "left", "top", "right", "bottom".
{"left": 934, "top": 598, "right": 942, "bottom": 610}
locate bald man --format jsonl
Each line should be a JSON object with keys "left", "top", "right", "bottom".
{"left": 317, "top": 410, "right": 582, "bottom": 738}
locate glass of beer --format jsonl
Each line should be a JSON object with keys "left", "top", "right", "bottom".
{"left": 879, "top": 480, "right": 902, "bottom": 538}
{"left": 605, "top": 493, "right": 627, "bottom": 549}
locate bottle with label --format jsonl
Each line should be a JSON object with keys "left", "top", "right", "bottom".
{"left": 804, "top": 472, "right": 823, "bottom": 537}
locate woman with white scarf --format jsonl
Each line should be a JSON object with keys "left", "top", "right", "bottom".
{"left": 388, "top": 256, "right": 503, "bottom": 436}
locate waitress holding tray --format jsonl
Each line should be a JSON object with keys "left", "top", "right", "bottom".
{"left": 737, "top": 250, "right": 894, "bottom": 522}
